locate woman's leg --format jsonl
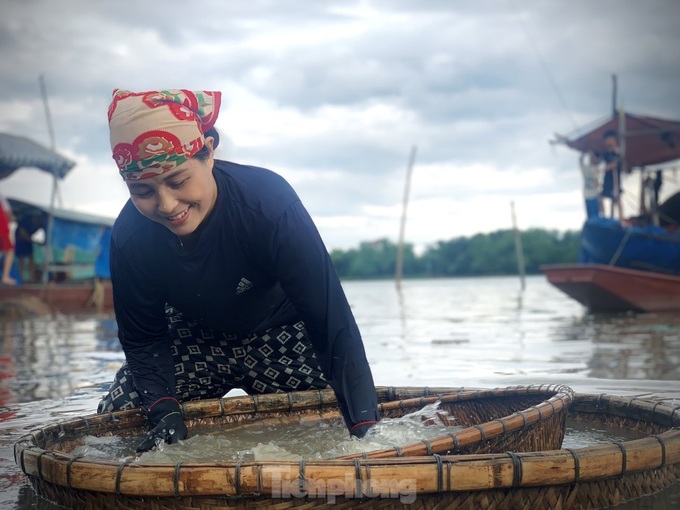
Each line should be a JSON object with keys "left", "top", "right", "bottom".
{"left": 168, "top": 307, "right": 244, "bottom": 402}
{"left": 238, "top": 321, "right": 330, "bottom": 394}
{"left": 1, "top": 249, "right": 16, "bottom": 285}
{"left": 97, "top": 306, "right": 242, "bottom": 412}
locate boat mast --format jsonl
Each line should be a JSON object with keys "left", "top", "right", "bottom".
{"left": 611, "top": 74, "right": 628, "bottom": 219}
{"left": 612, "top": 74, "right": 626, "bottom": 174}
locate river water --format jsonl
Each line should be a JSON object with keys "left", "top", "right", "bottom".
{"left": 1, "top": 275, "right": 679, "bottom": 508}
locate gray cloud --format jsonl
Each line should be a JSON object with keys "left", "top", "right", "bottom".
{"left": 1, "top": 0, "right": 679, "bottom": 249}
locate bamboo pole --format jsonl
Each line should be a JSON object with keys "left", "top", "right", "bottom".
{"left": 395, "top": 145, "right": 417, "bottom": 290}
{"left": 511, "top": 200, "right": 526, "bottom": 291}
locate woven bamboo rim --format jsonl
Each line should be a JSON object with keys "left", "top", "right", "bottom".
{"left": 17, "top": 387, "right": 680, "bottom": 509}
{"left": 16, "top": 384, "right": 571, "bottom": 460}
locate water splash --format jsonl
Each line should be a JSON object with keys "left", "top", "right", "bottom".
{"left": 66, "top": 402, "right": 461, "bottom": 464}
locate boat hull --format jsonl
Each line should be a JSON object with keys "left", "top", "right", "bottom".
{"left": 580, "top": 217, "right": 680, "bottom": 275}
{"left": 541, "top": 263, "right": 680, "bottom": 313}
{"left": 0, "top": 280, "right": 113, "bottom": 315}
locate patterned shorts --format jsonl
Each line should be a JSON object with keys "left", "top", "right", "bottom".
{"left": 98, "top": 307, "right": 329, "bottom": 412}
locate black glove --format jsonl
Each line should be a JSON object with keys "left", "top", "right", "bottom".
{"left": 97, "top": 394, "right": 112, "bottom": 414}
{"left": 350, "top": 420, "right": 378, "bottom": 439}
{"left": 137, "top": 398, "right": 188, "bottom": 452}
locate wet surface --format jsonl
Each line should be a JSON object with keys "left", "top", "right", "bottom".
{"left": 2, "top": 275, "right": 680, "bottom": 508}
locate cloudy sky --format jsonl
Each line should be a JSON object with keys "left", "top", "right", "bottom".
{"left": 1, "top": 0, "right": 679, "bottom": 251}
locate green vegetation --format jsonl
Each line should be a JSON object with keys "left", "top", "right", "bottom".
{"left": 330, "top": 228, "right": 580, "bottom": 279}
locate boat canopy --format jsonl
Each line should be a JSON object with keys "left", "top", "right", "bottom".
{"left": 0, "top": 133, "right": 75, "bottom": 179}
{"left": 556, "top": 112, "right": 680, "bottom": 168}
{"left": 8, "top": 198, "right": 114, "bottom": 228}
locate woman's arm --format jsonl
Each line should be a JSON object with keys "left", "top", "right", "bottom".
{"left": 110, "top": 235, "right": 174, "bottom": 408}
{"left": 266, "top": 200, "right": 380, "bottom": 434}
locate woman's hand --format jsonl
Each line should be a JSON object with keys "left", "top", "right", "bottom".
{"left": 350, "top": 420, "right": 378, "bottom": 439}
{"left": 137, "top": 398, "right": 188, "bottom": 452}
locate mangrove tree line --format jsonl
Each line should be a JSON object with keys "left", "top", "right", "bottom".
{"left": 329, "top": 228, "right": 580, "bottom": 279}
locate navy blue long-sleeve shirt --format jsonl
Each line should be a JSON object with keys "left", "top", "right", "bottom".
{"left": 110, "top": 159, "right": 379, "bottom": 429}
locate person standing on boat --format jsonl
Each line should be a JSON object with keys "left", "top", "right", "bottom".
{"left": 0, "top": 195, "right": 17, "bottom": 286}
{"left": 601, "top": 130, "right": 624, "bottom": 219}
{"left": 578, "top": 150, "right": 602, "bottom": 219}
{"left": 98, "top": 89, "right": 379, "bottom": 452}
{"left": 14, "top": 214, "right": 43, "bottom": 283}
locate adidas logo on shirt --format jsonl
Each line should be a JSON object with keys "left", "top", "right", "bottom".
{"left": 235, "top": 277, "right": 253, "bottom": 295}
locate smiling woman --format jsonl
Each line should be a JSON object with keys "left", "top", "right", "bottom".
{"left": 125, "top": 156, "right": 218, "bottom": 243}
{"left": 101, "top": 88, "right": 380, "bottom": 452}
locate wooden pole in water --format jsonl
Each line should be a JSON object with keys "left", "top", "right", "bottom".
{"left": 395, "top": 145, "right": 417, "bottom": 290}
{"left": 511, "top": 200, "right": 526, "bottom": 291}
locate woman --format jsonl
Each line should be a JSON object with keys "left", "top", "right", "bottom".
{"left": 98, "top": 89, "right": 379, "bottom": 452}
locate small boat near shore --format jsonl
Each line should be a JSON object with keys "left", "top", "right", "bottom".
{"left": 0, "top": 198, "right": 114, "bottom": 316}
{"left": 0, "top": 133, "right": 115, "bottom": 316}
{"left": 0, "top": 279, "right": 114, "bottom": 316}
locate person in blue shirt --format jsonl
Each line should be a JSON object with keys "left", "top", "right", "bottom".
{"left": 15, "top": 214, "right": 43, "bottom": 283}
{"left": 97, "top": 89, "right": 379, "bottom": 452}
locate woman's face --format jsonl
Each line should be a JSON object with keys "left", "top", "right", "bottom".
{"left": 126, "top": 137, "right": 217, "bottom": 238}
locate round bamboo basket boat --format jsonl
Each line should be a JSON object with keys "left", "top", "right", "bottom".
{"left": 28, "top": 384, "right": 680, "bottom": 510}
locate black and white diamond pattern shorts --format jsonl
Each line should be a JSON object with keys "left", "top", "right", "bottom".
{"left": 98, "top": 307, "right": 329, "bottom": 412}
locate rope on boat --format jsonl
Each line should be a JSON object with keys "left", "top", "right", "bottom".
{"left": 615, "top": 442, "right": 628, "bottom": 475}
{"left": 354, "top": 458, "right": 362, "bottom": 497}
{"left": 652, "top": 435, "right": 668, "bottom": 466}
{"left": 609, "top": 227, "right": 634, "bottom": 266}
{"left": 173, "top": 462, "right": 182, "bottom": 499}
{"left": 506, "top": 451, "right": 523, "bottom": 488}
{"left": 565, "top": 448, "right": 580, "bottom": 482}
{"left": 67, "top": 454, "right": 84, "bottom": 489}
{"left": 433, "top": 454, "right": 444, "bottom": 494}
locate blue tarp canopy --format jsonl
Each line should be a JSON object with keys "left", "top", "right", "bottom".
{"left": 0, "top": 133, "right": 75, "bottom": 179}
{"left": 7, "top": 198, "right": 114, "bottom": 229}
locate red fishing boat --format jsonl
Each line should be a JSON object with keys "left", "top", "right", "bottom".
{"left": 542, "top": 263, "right": 680, "bottom": 313}
{"left": 542, "top": 79, "right": 680, "bottom": 313}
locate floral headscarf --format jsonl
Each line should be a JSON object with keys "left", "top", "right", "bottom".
{"left": 108, "top": 89, "right": 221, "bottom": 180}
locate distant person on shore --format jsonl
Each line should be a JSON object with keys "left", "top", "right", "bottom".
{"left": 14, "top": 214, "right": 43, "bottom": 283}
{"left": 0, "top": 195, "right": 17, "bottom": 285}
{"left": 97, "top": 89, "right": 379, "bottom": 452}
{"left": 601, "top": 130, "right": 624, "bottom": 219}
{"left": 579, "top": 150, "right": 602, "bottom": 219}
